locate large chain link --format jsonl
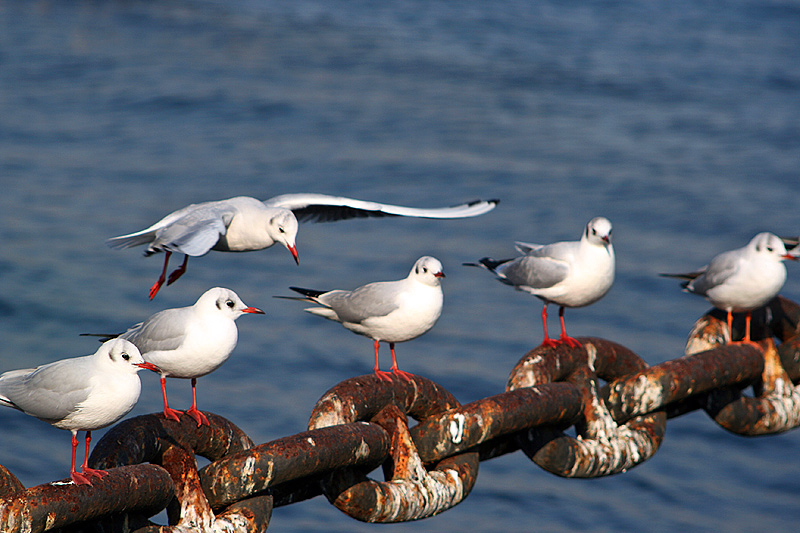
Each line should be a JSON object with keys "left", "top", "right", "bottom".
{"left": 1, "top": 296, "right": 799, "bottom": 531}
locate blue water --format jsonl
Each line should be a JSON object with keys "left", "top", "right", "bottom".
{"left": 1, "top": 0, "right": 799, "bottom": 531}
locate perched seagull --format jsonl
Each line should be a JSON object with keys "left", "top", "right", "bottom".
{"left": 661, "top": 232, "right": 796, "bottom": 343}
{"left": 0, "top": 339, "right": 159, "bottom": 485}
{"left": 465, "top": 217, "right": 615, "bottom": 349}
{"left": 117, "top": 287, "right": 264, "bottom": 426}
{"left": 280, "top": 256, "right": 445, "bottom": 382}
{"left": 107, "top": 194, "right": 498, "bottom": 299}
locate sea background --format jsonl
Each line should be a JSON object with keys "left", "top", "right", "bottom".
{"left": 1, "top": 1, "right": 799, "bottom": 531}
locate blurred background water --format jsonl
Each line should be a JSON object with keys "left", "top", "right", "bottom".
{"left": 1, "top": 0, "right": 799, "bottom": 531}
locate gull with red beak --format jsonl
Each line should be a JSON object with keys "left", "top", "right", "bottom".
{"left": 281, "top": 256, "right": 445, "bottom": 382}
{"left": 0, "top": 339, "right": 159, "bottom": 485}
{"left": 116, "top": 287, "right": 265, "bottom": 426}
{"left": 466, "top": 217, "right": 615, "bottom": 349}
{"left": 107, "top": 194, "right": 498, "bottom": 299}
{"left": 661, "top": 232, "right": 797, "bottom": 343}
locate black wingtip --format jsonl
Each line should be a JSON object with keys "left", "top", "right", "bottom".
{"left": 463, "top": 257, "right": 511, "bottom": 273}
{"left": 463, "top": 198, "right": 500, "bottom": 208}
{"left": 79, "top": 332, "right": 119, "bottom": 342}
{"left": 289, "top": 286, "right": 328, "bottom": 298}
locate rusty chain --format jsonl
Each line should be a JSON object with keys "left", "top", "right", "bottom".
{"left": 2, "top": 296, "right": 800, "bottom": 532}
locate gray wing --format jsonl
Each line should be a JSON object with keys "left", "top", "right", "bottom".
{"left": 0, "top": 358, "right": 92, "bottom": 422}
{"left": 498, "top": 254, "right": 570, "bottom": 289}
{"left": 264, "top": 193, "right": 498, "bottom": 223}
{"left": 685, "top": 252, "right": 739, "bottom": 295}
{"left": 120, "top": 309, "right": 189, "bottom": 353}
{"left": 322, "top": 282, "right": 402, "bottom": 323}
{"left": 107, "top": 201, "right": 235, "bottom": 256}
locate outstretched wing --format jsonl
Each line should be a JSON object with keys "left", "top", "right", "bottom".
{"left": 264, "top": 193, "right": 499, "bottom": 223}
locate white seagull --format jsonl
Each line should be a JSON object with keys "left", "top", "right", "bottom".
{"left": 280, "top": 256, "right": 445, "bottom": 382}
{"left": 661, "top": 232, "right": 796, "bottom": 343}
{"left": 465, "top": 217, "right": 615, "bottom": 348}
{"left": 0, "top": 339, "right": 159, "bottom": 485}
{"left": 117, "top": 287, "right": 264, "bottom": 426}
{"left": 107, "top": 194, "right": 498, "bottom": 299}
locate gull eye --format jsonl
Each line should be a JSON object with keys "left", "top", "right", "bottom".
{"left": 122, "top": 352, "right": 130, "bottom": 361}
{"left": 278, "top": 227, "right": 286, "bottom": 234}
{"left": 226, "top": 299, "right": 235, "bottom": 308}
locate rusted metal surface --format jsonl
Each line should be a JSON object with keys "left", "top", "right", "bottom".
{"left": 670, "top": 302, "right": 800, "bottom": 436}
{"left": 90, "top": 412, "right": 254, "bottom": 469}
{"left": 604, "top": 343, "right": 765, "bottom": 422}
{"left": 0, "top": 465, "right": 173, "bottom": 533}
{"left": 508, "top": 338, "right": 667, "bottom": 477}
{"left": 324, "top": 404, "right": 479, "bottom": 523}
{"left": 410, "top": 383, "right": 583, "bottom": 463}
{"left": 200, "top": 423, "right": 391, "bottom": 510}
{"left": 307, "top": 374, "right": 478, "bottom": 522}
{"left": 2, "top": 299, "right": 800, "bottom": 530}
{"left": 705, "top": 339, "right": 800, "bottom": 436}
{"left": 768, "top": 296, "right": 800, "bottom": 344}
{"left": 0, "top": 466, "right": 24, "bottom": 499}
{"left": 308, "top": 373, "right": 461, "bottom": 429}
{"left": 88, "top": 412, "right": 265, "bottom": 532}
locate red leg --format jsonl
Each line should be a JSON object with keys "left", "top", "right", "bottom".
{"left": 389, "top": 342, "right": 414, "bottom": 382}
{"left": 730, "top": 311, "right": 758, "bottom": 346}
{"left": 539, "top": 304, "right": 561, "bottom": 349}
{"left": 185, "top": 378, "right": 209, "bottom": 427}
{"left": 79, "top": 431, "right": 108, "bottom": 481}
{"left": 160, "top": 375, "right": 183, "bottom": 422}
{"left": 557, "top": 306, "right": 581, "bottom": 348}
{"left": 69, "top": 431, "right": 91, "bottom": 485}
{"left": 149, "top": 251, "right": 172, "bottom": 300}
{"left": 744, "top": 312, "right": 752, "bottom": 342}
{"left": 167, "top": 255, "right": 189, "bottom": 286}
{"left": 373, "top": 340, "right": 393, "bottom": 382}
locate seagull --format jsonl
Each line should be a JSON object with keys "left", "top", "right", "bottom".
{"left": 465, "top": 217, "right": 615, "bottom": 349}
{"left": 280, "top": 256, "right": 445, "bottom": 382}
{"left": 107, "top": 194, "right": 498, "bottom": 299}
{"left": 116, "top": 287, "right": 264, "bottom": 426}
{"left": 0, "top": 339, "right": 159, "bottom": 485}
{"left": 661, "top": 232, "right": 796, "bottom": 343}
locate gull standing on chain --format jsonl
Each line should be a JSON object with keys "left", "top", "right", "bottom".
{"left": 280, "top": 256, "right": 445, "bottom": 382}
{"left": 107, "top": 194, "right": 498, "bottom": 299}
{"left": 661, "top": 232, "right": 796, "bottom": 343}
{"left": 465, "top": 217, "right": 615, "bottom": 348}
{"left": 0, "top": 339, "right": 159, "bottom": 485}
{"left": 114, "top": 287, "right": 264, "bottom": 426}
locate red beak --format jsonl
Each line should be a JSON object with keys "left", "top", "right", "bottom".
{"left": 136, "top": 362, "right": 161, "bottom": 373}
{"left": 288, "top": 244, "right": 299, "bottom": 265}
{"left": 434, "top": 271, "right": 446, "bottom": 278}
{"left": 242, "top": 307, "right": 265, "bottom": 314}
{"left": 783, "top": 253, "right": 798, "bottom": 261}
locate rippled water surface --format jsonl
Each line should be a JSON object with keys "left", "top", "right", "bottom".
{"left": 1, "top": 1, "right": 800, "bottom": 531}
